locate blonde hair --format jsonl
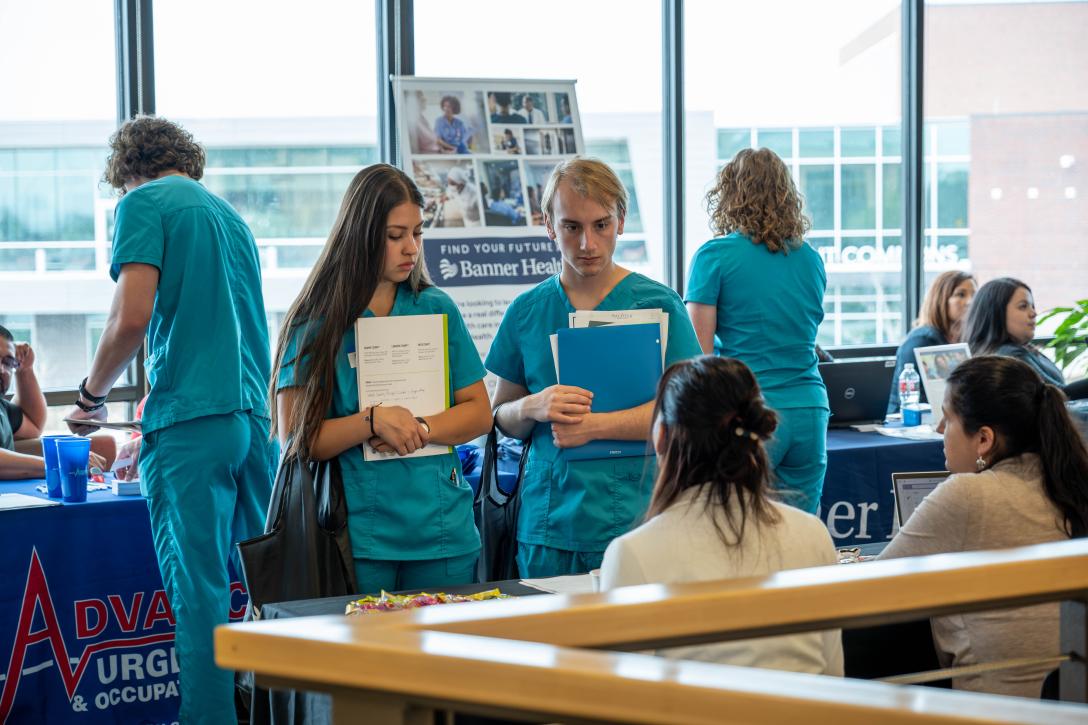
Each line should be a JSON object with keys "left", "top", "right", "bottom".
{"left": 541, "top": 157, "right": 628, "bottom": 223}
{"left": 706, "top": 148, "right": 810, "bottom": 254}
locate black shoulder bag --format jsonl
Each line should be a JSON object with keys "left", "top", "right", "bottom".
{"left": 473, "top": 427, "right": 532, "bottom": 582}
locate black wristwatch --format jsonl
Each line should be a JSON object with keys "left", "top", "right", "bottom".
{"left": 415, "top": 416, "right": 430, "bottom": 433}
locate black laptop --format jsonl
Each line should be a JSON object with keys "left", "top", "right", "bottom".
{"left": 818, "top": 358, "right": 897, "bottom": 427}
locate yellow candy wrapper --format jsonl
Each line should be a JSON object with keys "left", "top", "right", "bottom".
{"left": 345, "top": 588, "right": 509, "bottom": 615}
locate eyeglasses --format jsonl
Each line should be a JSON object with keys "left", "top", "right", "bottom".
{"left": 0, "top": 355, "right": 19, "bottom": 371}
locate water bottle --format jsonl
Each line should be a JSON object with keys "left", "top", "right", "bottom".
{"left": 899, "top": 363, "right": 921, "bottom": 408}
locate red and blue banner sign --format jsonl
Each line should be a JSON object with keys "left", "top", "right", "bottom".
{"left": 0, "top": 481, "right": 246, "bottom": 724}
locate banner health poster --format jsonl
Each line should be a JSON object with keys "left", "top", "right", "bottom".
{"left": 394, "top": 76, "right": 580, "bottom": 380}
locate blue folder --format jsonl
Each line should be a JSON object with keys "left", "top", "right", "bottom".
{"left": 557, "top": 323, "right": 663, "bottom": 460}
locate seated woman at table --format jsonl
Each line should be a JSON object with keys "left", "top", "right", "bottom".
{"left": 887, "top": 270, "right": 976, "bottom": 414}
{"left": 272, "top": 163, "right": 491, "bottom": 594}
{"left": 879, "top": 355, "right": 1088, "bottom": 697}
{"left": 963, "top": 277, "right": 1087, "bottom": 399}
{"left": 600, "top": 355, "right": 843, "bottom": 676}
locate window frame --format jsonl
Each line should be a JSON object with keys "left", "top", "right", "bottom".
{"left": 58, "top": 0, "right": 930, "bottom": 414}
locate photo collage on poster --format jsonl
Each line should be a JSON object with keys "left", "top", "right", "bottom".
{"left": 402, "top": 84, "right": 581, "bottom": 229}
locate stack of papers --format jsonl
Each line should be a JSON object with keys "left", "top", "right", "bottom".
{"left": 550, "top": 308, "right": 669, "bottom": 377}
{"left": 548, "top": 309, "right": 667, "bottom": 461}
{"left": 62, "top": 417, "right": 142, "bottom": 433}
{"left": 112, "top": 479, "right": 142, "bottom": 496}
{"left": 518, "top": 574, "right": 596, "bottom": 595}
{"left": 875, "top": 424, "right": 943, "bottom": 441}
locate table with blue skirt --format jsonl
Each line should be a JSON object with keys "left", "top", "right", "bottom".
{"left": 0, "top": 429, "right": 937, "bottom": 721}
{"left": 0, "top": 478, "right": 245, "bottom": 724}
{"left": 462, "top": 429, "right": 945, "bottom": 549}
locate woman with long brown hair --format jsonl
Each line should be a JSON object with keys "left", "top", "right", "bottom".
{"left": 685, "top": 148, "right": 828, "bottom": 513}
{"left": 880, "top": 355, "right": 1088, "bottom": 696}
{"left": 887, "top": 270, "right": 976, "bottom": 413}
{"left": 600, "top": 355, "right": 842, "bottom": 674}
{"left": 270, "top": 163, "right": 491, "bottom": 593}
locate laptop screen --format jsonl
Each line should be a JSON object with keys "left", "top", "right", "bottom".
{"left": 913, "top": 343, "right": 971, "bottom": 411}
{"left": 892, "top": 471, "right": 950, "bottom": 527}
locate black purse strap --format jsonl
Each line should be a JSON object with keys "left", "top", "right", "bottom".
{"left": 474, "top": 427, "right": 501, "bottom": 509}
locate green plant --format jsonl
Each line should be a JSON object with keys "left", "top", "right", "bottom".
{"left": 1038, "top": 299, "right": 1088, "bottom": 371}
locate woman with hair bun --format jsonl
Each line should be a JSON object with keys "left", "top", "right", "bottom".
{"left": 880, "top": 355, "right": 1088, "bottom": 697}
{"left": 600, "top": 355, "right": 843, "bottom": 676}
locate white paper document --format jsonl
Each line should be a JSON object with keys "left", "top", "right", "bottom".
{"left": 569, "top": 308, "right": 669, "bottom": 366}
{"left": 0, "top": 493, "right": 61, "bottom": 512}
{"left": 355, "top": 314, "right": 452, "bottom": 462}
{"left": 875, "top": 424, "right": 943, "bottom": 441}
{"left": 518, "top": 574, "right": 596, "bottom": 595}
{"left": 63, "top": 418, "right": 142, "bottom": 433}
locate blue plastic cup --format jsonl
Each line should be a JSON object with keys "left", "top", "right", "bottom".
{"left": 56, "top": 437, "right": 92, "bottom": 503}
{"left": 41, "top": 434, "right": 80, "bottom": 498}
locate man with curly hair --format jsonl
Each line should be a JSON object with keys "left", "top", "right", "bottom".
{"left": 685, "top": 148, "right": 830, "bottom": 514}
{"left": 66, "top": 116, "right": 275, "bottom": 723}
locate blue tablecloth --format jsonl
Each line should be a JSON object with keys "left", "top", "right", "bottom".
{"left": 464, "top": 429, "right": 944, "bottom": 548}
{"left": 821, "top": 429, "right": 944, "bottom": 546}
{"left": 0, "top": 430, "right": 937, "bottom": 721}
{"left": 0, "top": 480, "right": 244, "bottom": 724}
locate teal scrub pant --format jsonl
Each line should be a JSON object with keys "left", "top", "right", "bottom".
{"left": 353, "top": 551, "right": 478, "bottom": 594}
{"left": 140, "top": 411, "right": 276, "bottom": 725}
{"left": 516, "top": 543, "right": 604, "bottom": 578}
{"left": 765, "top": 406, "right": 829, "bottom": 514}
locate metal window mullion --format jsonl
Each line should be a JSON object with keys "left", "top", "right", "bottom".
{"left": 115, "top": 0, "right": 155, "bottom": 123}
{"left": 662, "top": 0, "right": 684, "bottom": 294}
{"left": 377, "top": 0, "right": 414, "bottom": 166}
{"left": 901, "top": 0, "right": 925, "bottom": 336}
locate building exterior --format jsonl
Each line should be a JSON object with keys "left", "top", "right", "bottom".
{"left": 2, "top": 2, "right": 1085, "bottom": 398}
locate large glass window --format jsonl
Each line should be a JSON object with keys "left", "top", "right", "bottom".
{"left": 685, "top": 1, "right": 904, "bottom": 346}
{"left": 154, "top": 0, "right": 379, "bottom": 347}
{"left": 0, "top": 2, "right": 123, "bottom": 399}
{"left": 414, "top": 0, "right": 664, "bottom": 282}
{"left": 924, "top": 1, "right": 1088, "bottom": 351}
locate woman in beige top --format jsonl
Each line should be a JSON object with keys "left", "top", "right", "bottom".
{"left": 880, "top": 355, "right": 1088, "bottom": 698}
{"left": 601, "top": 356, "right": 843, "bottom": 676}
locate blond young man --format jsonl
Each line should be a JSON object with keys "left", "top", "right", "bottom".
{"left": 485, "top": 158, "right": 701, "bottom": 577}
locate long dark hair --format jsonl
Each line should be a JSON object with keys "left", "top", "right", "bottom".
{"left": 918, "top": 270, "right": 975, "bottom": 343}
{"left": 647, "top": 356, "right": 781, "bottom": 545}
{"left": 964, "top": 277, "right": 1031, "bottom": 355}
{"left": 270, "top": 164, "right": 431, "bottom": 456}
{"left": 946, "top": 355, "right": 1088, "bottom": 538}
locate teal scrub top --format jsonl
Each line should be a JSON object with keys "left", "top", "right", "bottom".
{"left": 278, "top": 283, "right": 484, "bottom": 561}
{"left": 110, "top": 175, "right": 271, "bottom": 434}
{"left": 485, "top": 273, "right": 702, "bottom": 552}
{"left": 685, "top": 232, "right": 828, "bottom": 411}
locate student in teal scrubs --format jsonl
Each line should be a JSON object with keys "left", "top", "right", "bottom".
{"left": 66, "top": 117, "right": 276, "bottom": 724}
{"left": 272, "top": 164, "right": 491, "bottom": 594}
{"left": 486, "top": 158, "right": 701, "bottom": 578}
{"left": 685, "top": 148, "right": 829, "bottom": 513}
